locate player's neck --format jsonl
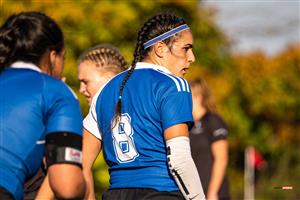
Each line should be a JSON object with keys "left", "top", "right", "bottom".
{"left": 143, "top": 56, "right": 164, "bottom": 67}
{"left": 193, "top": 107, "right": 207, "bottom": 122}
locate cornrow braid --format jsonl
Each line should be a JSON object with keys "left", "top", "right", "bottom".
{"left": 113, "top": 13, "right": 186, "bottom": 124}
{"left": 78, "top": 44, "right": 127, "bottom": 71}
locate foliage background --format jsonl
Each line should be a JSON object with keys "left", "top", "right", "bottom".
{"left": 1, "top": 0, "right": 299, "bottom": 199}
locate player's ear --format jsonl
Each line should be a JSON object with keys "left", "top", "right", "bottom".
{"left": 153, "top": 41, "right": 169, "bottom": 58}
{"left": 49, "top": 50, "right": 59, "bottom": 69}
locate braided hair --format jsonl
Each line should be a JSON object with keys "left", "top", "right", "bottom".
{"left": 113, "top": 13, "right": 187, "bottom": 124}
{"left": 0, "top": 12, "right": 64, "bottom": 73}
{"left": 78, "top": 44, "right": 127, "bottom": 73}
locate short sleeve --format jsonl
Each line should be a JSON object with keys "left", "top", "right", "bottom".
{"left": 207, "top": 114, "right": 228, "bottom": 143}
{"left": 44, "top": 79, "right": 83, "bottom": 136}
{"left": 83, "top": 90, "right": 102, "bottom": 140}
{"left": 160, "top": 79, "right": 194, "bottom": 130}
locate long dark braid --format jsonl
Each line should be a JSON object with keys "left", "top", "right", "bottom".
{"left": 113, "top": 13, "right": 186, "bottom": 124}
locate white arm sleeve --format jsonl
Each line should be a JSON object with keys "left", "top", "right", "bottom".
{"left": 83, "top": 90, "right": 102, "bottom": 140}
{"left": 166, "top": 136, "right": 206, "bottom": 200}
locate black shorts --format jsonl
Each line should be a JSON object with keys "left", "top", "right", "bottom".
{"left": 24, "top": 167, "right": 46, "bottom": 200}
{"left": 102, "top": 188, "right": 184, "bottom": 200}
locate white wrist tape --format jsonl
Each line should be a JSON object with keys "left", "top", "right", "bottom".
{"left": 166, "top": 136, "right": 206, "bottom": 200}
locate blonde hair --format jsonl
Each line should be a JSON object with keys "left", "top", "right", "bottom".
{"left": 190, "top": 78, "right": 217, "bottom": 113}
{"left": 78, "top": 44, "right": 127, "bottom": 74}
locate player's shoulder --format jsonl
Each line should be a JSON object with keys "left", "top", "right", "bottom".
{"left": 134, "top": 62, "right": 191, "bottom": 93}
{"left": 41, "top": 74, "right": 77, "bottom": 99}
{"left": 104, "top": 70, "right": 128, "bottom": 87}
{"left": 152, "top": 70, "right": 191, "bottom": 93}
{"left": 205, "top": 112, "right": 228, "bottom": 129}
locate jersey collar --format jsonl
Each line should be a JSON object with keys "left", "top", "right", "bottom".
{"left": 135, "top": 62, "right": 172, "bottom": 74}
{"left": 11, "top": 61, "right": 42, "bottom": 73}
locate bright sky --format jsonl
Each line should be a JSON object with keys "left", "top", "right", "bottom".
{"left": 202, "top": 0, "right": 300, "bottom": 55}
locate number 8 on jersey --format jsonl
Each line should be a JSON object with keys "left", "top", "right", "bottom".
{"left": 111, "top": 113, "right": 139, "bottom": 163}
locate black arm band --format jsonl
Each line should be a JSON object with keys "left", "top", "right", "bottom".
{"left": 45, "top": 132, "right": 82, "bottom": 169}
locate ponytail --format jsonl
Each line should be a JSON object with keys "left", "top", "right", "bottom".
{"left": 0, "top": 12, "right": 64, "bottom": 73}
{"left": 0, "top": 15, "right": 17, "bottom": 72}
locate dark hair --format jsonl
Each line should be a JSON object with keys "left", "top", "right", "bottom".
{"left": 113, "top": 13, "right": 187, "bottom": 124}
{"left": 78, "top": 44, "right": 127, "bottom": 73}
{"left": 190, "top": 78, "right": 217, "bottom": 113}
{"left": 0, "top": 11, "right": 64, "bottom": 72}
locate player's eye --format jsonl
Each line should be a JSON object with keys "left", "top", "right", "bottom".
{"left": 183, "top": 44, "right": 193, "bottom": 52}
{"left": 183, "top": 47, "right": 190, "bottom": 52}
{"left": 81, "top": 80, "right": 88, "bottom": 84}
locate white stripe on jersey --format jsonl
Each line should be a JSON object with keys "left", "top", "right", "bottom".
{"left": 156, "top": 69, "right": 190, "bottom": 93}
{"left": 177, "top": 76, "right": 187, "bottom": 91}
{"left": 184, "top": 79, "right": 190, "bottom": 92}
{"left": 162, "top": 73, "right": 182, "bottom": 92}
{"left": 133, "top": 62, "right": 190, "bottom": 93}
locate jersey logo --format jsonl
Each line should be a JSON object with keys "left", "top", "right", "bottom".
{"left": 65, "top": 147, "right": 82, "bottom": 164}
{"left": 190, "top": 122, "right": 203, "bottom": 135}
{"left": 111, "top": 113, "right": 139, "bottom": 163}
{"left": 213, "top": 128, "right": 228, "bottom": 137}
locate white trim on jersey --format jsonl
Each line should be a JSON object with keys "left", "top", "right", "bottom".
{"left": 11, "top": 61, "right": 42, "bottom": 72}
{"left": 135, "top": 62, "right": 172, "bottom": 74}
{"left": 83, "top": 83, "right": 109, "bottom": 140}
{"left": 161, "top": 73, "right": 182, "bottom": 92}
{"left": 177, "top": 76, "right": 187, "bottom": 91}
{"left": 11, "top": 61, "right": 78, "bottom": 99}
{"left": 83, "top": 90, "right": 102, "bottom": 140}
{"left": 135, "top": 62, "right": 190, "bottom": 93}
{"left": 183, "top": 79, "right": 190, "bottom": 92}
{"left": 65, "top": 85, "right": 78, "bottom": 99}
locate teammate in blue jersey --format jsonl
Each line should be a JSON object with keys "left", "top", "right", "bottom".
{"left": 36, "top": 44, "right": 128, "bottom": 199}
{"left": 83, "top": 13, "right": 206, "bottom": 200}
{"left": 0, "top": 12, "right": 86, "bottom": 200}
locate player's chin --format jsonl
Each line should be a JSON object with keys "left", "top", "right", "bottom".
{"left": 180, "top": 68, "right": 189, "bottom": 77}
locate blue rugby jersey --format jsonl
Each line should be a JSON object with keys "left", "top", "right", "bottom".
{"left": 84, "top": 62, "right": 193, "bottom": 191}
{"left": 0, "top": 62, "right": 83, "bottom": 200}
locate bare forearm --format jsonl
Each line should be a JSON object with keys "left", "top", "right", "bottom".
{"left": 207, "top": 158, "right": 227, "bottom": 197}
{"left": 36, "top": 174, "right": 55, "bottom": 200}
{"left": 83, "top": 169, "right": 96, "bottom": 200}
{"left": 207, "top": 140, "right": 228, "bottom": 199}
{"left": 82, "top": 129, "right": 102, "bottom": 200}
